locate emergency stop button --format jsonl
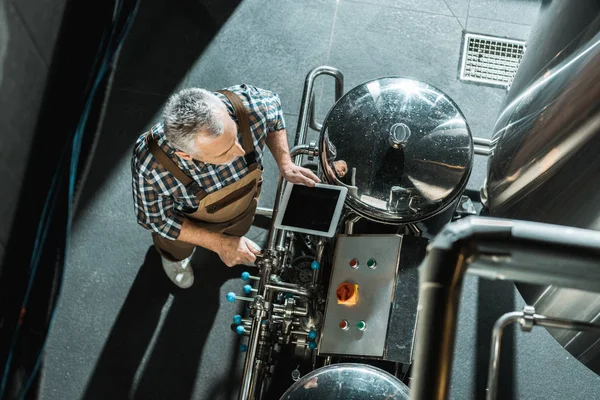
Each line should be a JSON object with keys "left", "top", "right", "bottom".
{"left": 336, "top": 282, "right": 358, "bottom": 305}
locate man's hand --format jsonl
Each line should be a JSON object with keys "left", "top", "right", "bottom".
{"left": 281, "top": 162, "right": 321, "bottom": 187}
{"left": 217, "top": 236, "right": 261, "bottom": 267}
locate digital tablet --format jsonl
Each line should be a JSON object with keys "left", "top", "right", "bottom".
{"left": 274, "top": 183, "right": 348, "bottom": 238}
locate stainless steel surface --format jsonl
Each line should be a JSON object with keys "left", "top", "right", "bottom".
{"left": 319, "top": 235, "right": 402, "bottom": 357}
{"left": 459, "top": 33, "right": 525, "bottom": 87}
{"left": 265, "top": 284, "right": 310, "bottom": 298}
{"left": 487, "top": 311, "right": 522, "bottom": 400}
{"left": 239, "top": 316, "right": 263, "bottom": 400}
{"left": 309, "top": 92, "right": 322, "bottom": 132}
{"left": 320, "top": 77, "right": 473, "bottom": 224}
{"left": 256, "top": 207, "right": 273, "bottom": 218}
{"left": 295, "top": 66, "right": 344, "bottom": 165}
{"left": 410, "top": 216, "right": 600, "bottom": 400}
{"left": 485, "top": 1, "right": 600, "bottom": 370}
{"left": 486, "top": 306, "right": 600, "bottom": 400}
{"left": 473, "top": 137, "right": 492, "bottom": 147}
{"left": 279, "top": 364, "right": 410, "bottom": 400}
{"left": 474, "top": 146, "right": 491, "bottom": 156}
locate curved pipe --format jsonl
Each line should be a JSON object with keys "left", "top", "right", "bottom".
{"left": 410, "top": 216, "right": 600, "bottom": 399}
{"left": 294, "top": 66, "right": 344, "bottom": 164}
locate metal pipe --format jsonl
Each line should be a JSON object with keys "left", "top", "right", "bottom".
{"left": 248, "top": 326, "right": 268, "bottom": 400}
{"left": 312, "top": 239, "right": 326, "bottom": 285}
{"left": 309, "top": 91, "right": 323, "bottom": 132}
{"left": 265, "top": 284, "right": 310, "bottom": 298}
{"left": 535, "top": 315, "right": 600, "bottom": 332}
{"left": 269, "top": 275, "right": 302, "bottom": 288}
{"left": 294, "top": 66, "right": 344, "bottom": 164}
{"left": 255, "top": 207, "right": 273, "bottom": 218}
{"left": 410, "top": 216, "right": 600, "bottom": 400}
{"left": 473, "top": 137, "right": 492, "bottom": 147}
{"left": 239, "top": 315, "right": 263, "bottom": 400}
{"left": 345, "top": 214, "right": 361, "bottom": 235}
{"left": 486, "top": 311, "right": 600, "bottom": 400}
{"left": 474, "top": 146, "right": 491, "bottom": 156}
{"left": 486, "top": 312, "right": 522, "bottom": 400}
{"left": 291, "top": 330, "right": 309, "bottom": 336}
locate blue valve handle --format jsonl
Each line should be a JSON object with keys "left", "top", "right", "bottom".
{"left": 308, "top": 330, "right": 318, "bottom": 340}
{"left": 233, "top": 315, "right": 242, "bottom": 325}
{"left": 240, "top": 344, "right": 248, "bottom": 352}
{"left": 311, "top": 261, "right": 320, "bottom": 270}
{"left": 308, "top": 341, "right": 317, "bottom": 350}
{"left": 226, "top": 292, "right": 254, "bottom": 303}
{"left": 243, "top": 284, "right": 257, "bottom": 295}
{"left": 236, "top": 325, "right": 246, "bottom": 335}
{"left": 241, "top": 272, "right": 260, "bottom": 281}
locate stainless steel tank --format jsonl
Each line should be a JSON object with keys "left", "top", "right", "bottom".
{"left": 279, "top": 364, "right": 410, "bottom": 400}
{"left": 486, "top": 1, "right": 600, "bottom": 374}
{"left": 319, "top": 77, "right": 473, "bottom": 237}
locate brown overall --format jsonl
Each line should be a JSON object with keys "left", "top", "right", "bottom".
{"left": 148, "top": 90, "right": 263, "bottom": 261}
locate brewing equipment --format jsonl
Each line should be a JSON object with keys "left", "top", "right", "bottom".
{"left": 226, "top": 67, "right": 475, "bottom": 399}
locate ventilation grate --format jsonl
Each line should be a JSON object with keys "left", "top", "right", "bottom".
{"left": 460, "top": 33, "right": 526, "bottom": 88}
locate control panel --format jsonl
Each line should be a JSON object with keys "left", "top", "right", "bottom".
{"left": 318, "top": 235, "right": 403, "bottom": 358}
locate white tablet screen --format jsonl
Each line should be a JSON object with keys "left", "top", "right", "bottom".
{"left": 280, "top": 185, "right": 341, "bottom": 233}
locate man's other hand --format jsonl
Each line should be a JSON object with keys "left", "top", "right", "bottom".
{"left": 218, "top": 236, "right": 261, "bottom": 267}
{"left": 281, "top": 162, "right": 321, "bottom": 187}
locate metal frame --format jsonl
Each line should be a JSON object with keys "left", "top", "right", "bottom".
{"left": 410, "top": 216, "right": 600, "bottom": 400}
{"left": 237, "top": 66, "right": 344, "bottom": 400}
{"left": 486, "top": 305, "right": 600, "bottom": 400}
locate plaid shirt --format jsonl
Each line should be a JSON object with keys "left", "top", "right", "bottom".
{"left": 131, "top": 84, "right": 286, "bottom": 240}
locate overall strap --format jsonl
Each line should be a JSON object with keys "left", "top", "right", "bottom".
{"left": 217, "top": 89, "right": 258, "bottom": 166}
{"left": 146, "top": 133, "right": 205, "bottom": 198}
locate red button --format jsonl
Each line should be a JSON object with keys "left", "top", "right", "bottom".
{"left": 339, "top": 320, "right": 349, "bottom": 330}
{"left": 349, "top": 258, "right": 359, "bottom": 268}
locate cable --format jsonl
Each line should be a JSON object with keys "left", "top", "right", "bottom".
{"left": 0, "top": 0, "right": 139, "bottom": 398}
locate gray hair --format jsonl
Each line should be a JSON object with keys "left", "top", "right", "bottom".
{"left": 162, "top": 88, "right": 225, "bottom": 153}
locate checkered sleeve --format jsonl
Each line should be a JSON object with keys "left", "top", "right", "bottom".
{"left": 245, "top": 85, "right": 286, "bottom": 132}
{"left": 131, "top": 158, "right": 185, "bottom": 240}
{"left": 265, "top": 91, "right": 286, "bottom": 132}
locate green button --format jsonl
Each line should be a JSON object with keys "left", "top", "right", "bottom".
{"left": 367, "top": 259, "right": 376, "bottom": 268}
{"left": 357, "top": 321, "right": 366, "bottom": 331}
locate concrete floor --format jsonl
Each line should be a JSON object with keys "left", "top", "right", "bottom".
{"left": 39, "top": 0, "right": 600, "bottom": 399}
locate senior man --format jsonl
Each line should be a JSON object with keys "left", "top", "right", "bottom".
{"left": 131, "top": 85, "right": 320, "bottom": 288}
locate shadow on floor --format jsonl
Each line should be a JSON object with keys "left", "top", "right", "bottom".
{"left": 82, "top": 245, "right": 240, "bottom": 400}
{"left": 476, "top": 279, "right": 516, "bottom": 400}
{"left": 76, "top": 0, "right": 243, "bottom": 216}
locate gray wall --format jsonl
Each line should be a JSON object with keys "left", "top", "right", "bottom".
{"left": 0, "top": 0, "right": 67, "bottom": 263}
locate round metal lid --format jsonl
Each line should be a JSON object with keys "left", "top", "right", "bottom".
{"left": 319, "top": 77, "right": 473, "bottom": 223}
{"left": 279, "top": 364, "right": 410, "bottom": 400}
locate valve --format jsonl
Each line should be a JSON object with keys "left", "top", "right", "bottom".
{"left": 243, "top": 284, "right": 257, "bottom": 295}
{"left": 308, "top": 341, "right": 317, "bottom": 350}
{"left": 241, "top": 272, "right": 260, "bottom": 281}
{"left": 308, "top": 330, "right": 318, "bottom": 340}
{"left": 240, "top": 344, "right": 248, "bottom": 352}
{"left": 236, "top": 325, "right": 246, "bottom": 335}
{"left": 226, "top": 292, "right": 254, "bottom": 303}
{"left": 311, "top": 261, "right": 320, "bottom": 270}
{"left": 233, "top": 315, "right": 242, "bottom": 325}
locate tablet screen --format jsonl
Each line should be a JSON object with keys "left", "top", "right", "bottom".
{"left": 281, "top": 185, "right": 341, "bottom": 233}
